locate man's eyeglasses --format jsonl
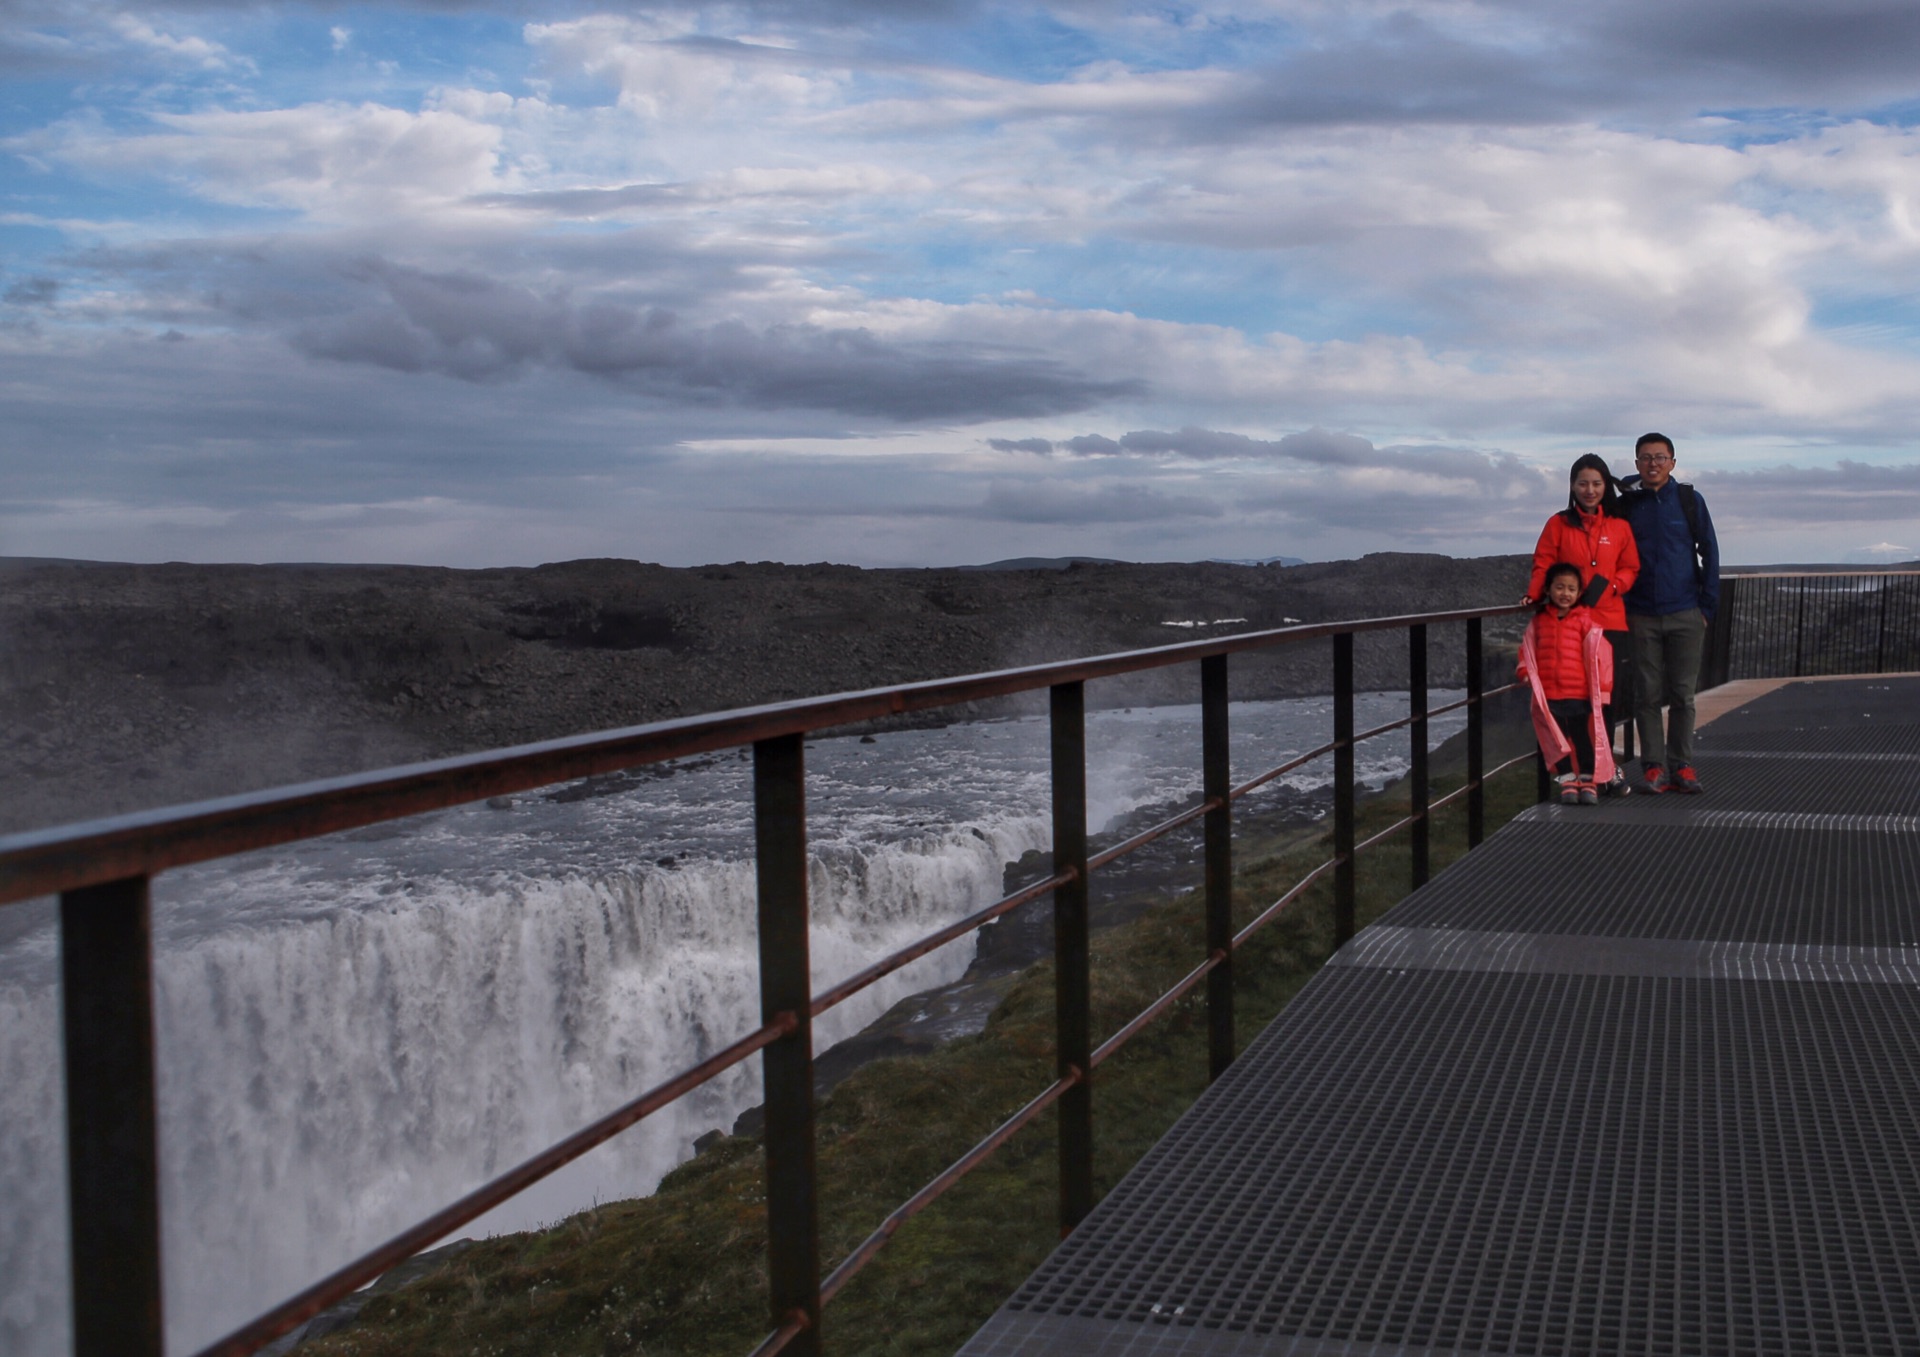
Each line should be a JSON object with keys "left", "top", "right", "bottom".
{"left": 1635, "top": 452, "right": 1674, "bottom": 464}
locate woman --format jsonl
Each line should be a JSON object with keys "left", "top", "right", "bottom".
{"left": 1525, "top": 453, "right": 1639, "bottom": 792}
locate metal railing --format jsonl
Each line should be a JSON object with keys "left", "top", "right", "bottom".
{"left": 0, "top": 603, "right": 1531, "bottom": 1357}
{"left": 1715, "top": 570, "right": 1920, "bottom": 683}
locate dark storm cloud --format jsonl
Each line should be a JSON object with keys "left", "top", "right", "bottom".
{"left": 1590, "top": 1, "right": 1920, "bottom": 92}
{"left": 57, "top": 239, "right": 1137, "bottom": 425}
{"left": 1204, "top": 19, "right": 1608, "bottom": 133}
{"left": 292, "top": 261, "right": 1140, "bottom": 421}
{"left": 1161, "top": 0, "right": 1920, "bottom": 139}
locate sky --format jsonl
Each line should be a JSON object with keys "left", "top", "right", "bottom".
{"left": 6, "top": 2, "right": 1920, "bottom": 568}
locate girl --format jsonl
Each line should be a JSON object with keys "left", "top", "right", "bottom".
{"left": 1519, "top": 562, "right": 1616, "bottom": 804}
{"left": 1525, "top": 452, "right": 1640, "bottom": 793}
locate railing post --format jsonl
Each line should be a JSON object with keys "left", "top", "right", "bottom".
{"left": 1707, "top": 575, "right": 1738, "bottom": 688}
{"left": 753, "top": 735, "right": 820, "bottom": 1354}
{"left": 1409, "top": 624, "right": 1429, "bottom": 890}
{"left": 1201, "top": 653, "right": 1234, "bottom": 1078}
{"left": 62, "top": 875, "right": 165, "bottom": 1357}
{"left": 1333, "top": 633, "right": 1356, "bottom": 946}
{"left": 1878, "top": 574, "right": 1890, "bottom": 674}
{"left": 1793, "top": 579, "right": 1807, "bottom": 677}
{"left": 1466, "top": 618, "right": 1485, "bottom": 848}
{"left": 1051, "top": 681, "right": 1093, "bottom": 1232}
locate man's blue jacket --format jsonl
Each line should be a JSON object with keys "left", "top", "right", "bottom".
{"left": 1618, "top": 475, "right": 1720, "bottom": 621}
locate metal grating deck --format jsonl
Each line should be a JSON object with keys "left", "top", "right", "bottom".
{"left": 959, "top": 677, "right": 1920, "bottom": 1356}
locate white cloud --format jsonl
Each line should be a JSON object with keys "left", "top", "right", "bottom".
{"left": 108, "top": 13, "right": 242, "bottom": 71}
{"left": 527, "top": 17, "right": 854, "bottom": 122}
{"left": 14, "top": 103, "right": 507, "bottom": 219}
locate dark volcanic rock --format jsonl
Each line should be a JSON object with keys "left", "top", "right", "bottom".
{"left": 0, "top": 553, "right": 1528, "bottom": 835}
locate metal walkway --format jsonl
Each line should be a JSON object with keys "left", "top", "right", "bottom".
{"left": 961, "top": 676, "right": 1920, "bottom": 1356}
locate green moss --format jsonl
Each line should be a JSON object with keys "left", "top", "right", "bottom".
{"left": 305, "top": 763, "right": 1539, "bottom": 1357}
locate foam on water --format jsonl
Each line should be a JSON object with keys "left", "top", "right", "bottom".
{"left": 0, "top": 693, "right": 1460, "bottom": 1355}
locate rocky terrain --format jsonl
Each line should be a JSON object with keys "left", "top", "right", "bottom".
{"left": 0, "top": 553, "right": 1529, "bottom": 835}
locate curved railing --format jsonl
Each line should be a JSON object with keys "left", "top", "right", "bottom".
{"left": 1715, "top": 569, "right": 1920, "bottom": 683}
{"left": 0, "top": 602, "right": 1531, "bottom": 1357}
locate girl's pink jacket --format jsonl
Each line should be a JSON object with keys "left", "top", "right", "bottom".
{"left": 1517, "top": 607, "right": 1616, "bottom": 782}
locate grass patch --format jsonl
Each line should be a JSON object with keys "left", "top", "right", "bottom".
{"left": 306, "top": 759, "right": 1540, "bottom": 1357}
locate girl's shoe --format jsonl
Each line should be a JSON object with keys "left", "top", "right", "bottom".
{"left": 1558, "top": 774, "right": 1580, "bottom": 805}
{"left": 1577, "top": 780, "right": 1599, "bottom": 805}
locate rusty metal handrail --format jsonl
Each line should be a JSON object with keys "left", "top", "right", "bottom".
{"left": 193, "top": 1014, "right": 798, "bottom": 1357}
{"left": 0, "top": 605, "right": 1517, "bottom": 907}
{"left": 803, "top": 737, "right": 1543, "bottom": 1318}
{"left": 21, "top": 599, "right": 1529, "bottom": 1357}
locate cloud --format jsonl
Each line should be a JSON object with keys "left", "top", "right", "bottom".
{"left": 527, "top": 18, "right": 858, "bottom": 122}
{"left": 14, "top": 102, "right": 506, "bottom": 217}
{"left": 1160, "top": 1, "right": 1920, "bottom": 138}
{"left": 1037, "top": 424, "right": 1557, "bottom": 493}
{"left": 283, "top": 260, "right": 1142, "bottom": 420}
{"left": 108, "top": 13, "right": 241, "bottom": 71}
{"left": 1590, "top": 0, "right": 1920, "bottom": 103}
{"left": 1696, "top": 460, "right": 1920, "bottom": 526}
{"left": 980, "top": 479, "right": 1222, "bottom": 524}
{"left": 9, "top": 0, "right": 1920, "bottom": 571}
{"left": 4, "top": 277, "right": 58, "bottom": 306}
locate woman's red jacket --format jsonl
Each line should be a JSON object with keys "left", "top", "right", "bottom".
{"left": 1527, "top": 509, "right": 1640, "bottom": 631}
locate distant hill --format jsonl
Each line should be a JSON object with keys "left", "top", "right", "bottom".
{"left": 957, "top": 556, "right": 1128, "bottom": 570}
{"left": 961, "top": 555, "right": 1306, "bottom": 570}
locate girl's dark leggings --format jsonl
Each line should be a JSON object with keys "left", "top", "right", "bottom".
{"left": 1547, "top": 698, "right": 1594, "bottom": 776}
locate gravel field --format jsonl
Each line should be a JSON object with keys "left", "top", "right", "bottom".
{"left": 0, "top": 553, "right": 1528, "bottom": 835}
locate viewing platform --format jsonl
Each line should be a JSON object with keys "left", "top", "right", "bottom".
{"left": 962, "top": 675, "right": 1920, "bottom": 1356}
{"left": 11, "top": 573, "right": 1918, "bottom": 1357}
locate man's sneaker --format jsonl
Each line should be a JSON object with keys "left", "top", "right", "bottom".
{"left": 1672, "top": 764, "right": 1703, "bottom": 795}
{"left": 1577, "top": 779, "right": 1599, "bottom": 806}
{"left": 1558, "top": 775, "right": 1580, "bottom": 805}
{"left": 1642, "top": 764, "right": 1669, "bottom": 795}
{"left": 1605, "top": 772, "right": 1632, "bottom": 798}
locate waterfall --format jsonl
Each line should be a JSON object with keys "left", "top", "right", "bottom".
{"left": 0, "top": 691, "right": 1462, "bottom": 1355}
{"left": 0, "top": 818, "right": 1046, "bottom": 1357}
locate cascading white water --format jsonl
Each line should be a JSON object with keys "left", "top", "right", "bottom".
{"left": 0, "top": 693, "right": 1461, "bottom": 1356}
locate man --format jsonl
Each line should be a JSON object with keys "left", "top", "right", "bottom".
{"left": 1617, "top": 432, "right": 1720, "bottom": 794}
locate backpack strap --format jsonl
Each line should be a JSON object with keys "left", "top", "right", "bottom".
{"left": 1675, "top": 482, "right": 1705, "bottom": 587}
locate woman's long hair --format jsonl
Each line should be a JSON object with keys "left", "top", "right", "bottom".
{"left": 1560, "top": 452, "right": 1620, "bottom": 526}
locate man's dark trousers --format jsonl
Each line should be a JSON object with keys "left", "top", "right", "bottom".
{"left": 1629, "top": 609, "right": 1705, "bottom": 768}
